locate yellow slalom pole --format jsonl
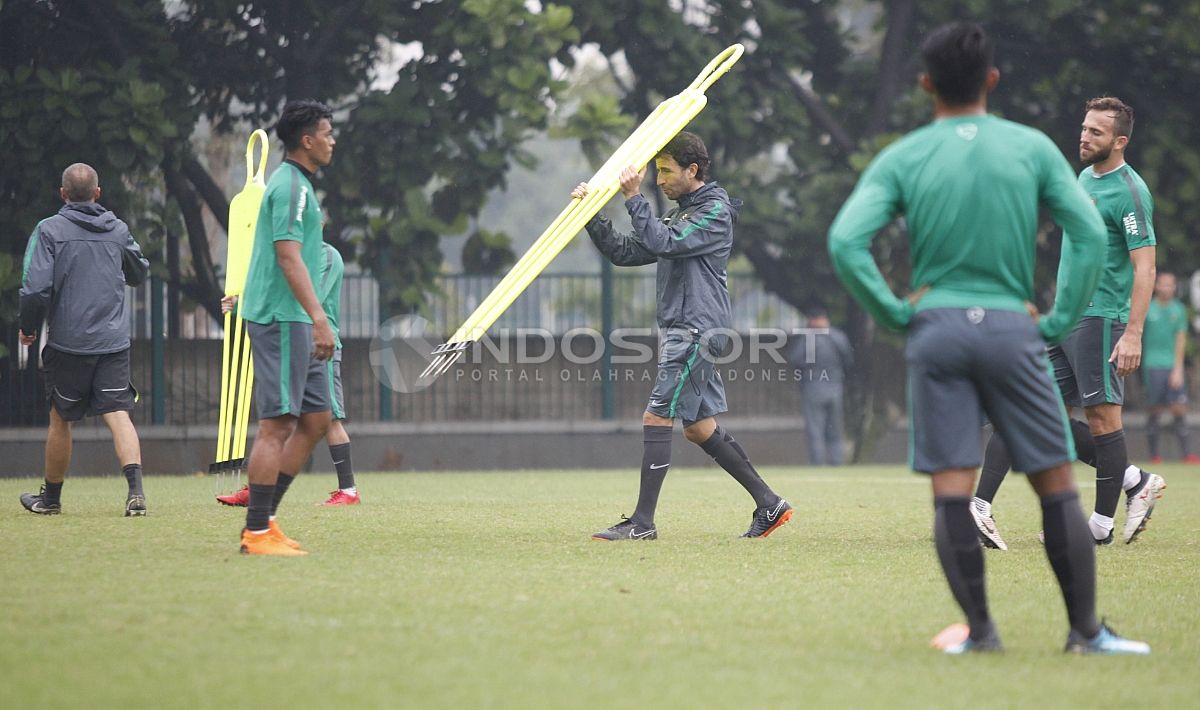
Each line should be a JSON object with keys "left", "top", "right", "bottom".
{"left": 212, "top": 129, "right": 270, "bottom": 482}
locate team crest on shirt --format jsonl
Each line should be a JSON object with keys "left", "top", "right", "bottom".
{"left": 956, "top": 124, "right": 978, "bottom": 141}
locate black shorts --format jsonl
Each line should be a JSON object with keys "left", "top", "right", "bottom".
{"left": 41, "top": 346, "right": 137, "bottom": 422}
{"left": 1049, "top": 316, "right": 1125, "bottom": 408}
{"left": 328, "top": 349, "right": 346, "bottom": 421}
{"left": 247, "top": 321, "right": 330, "bottom": 419}
{"left": 1143, "top": 367, "right": 1187, "bottom": 407}
{"left": 906, "top": 309, "right": 1074, "bottom": 474}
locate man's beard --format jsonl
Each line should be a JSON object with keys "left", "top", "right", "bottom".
{"left": 1082, "top": 144, "right": 1112, "bottom": 166}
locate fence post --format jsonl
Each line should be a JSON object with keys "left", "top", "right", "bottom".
{"left": 150, "top": 274, "right": 166, "bottom": 424}
{"left": 600, "top": 262, "right": 614, "bottom": 419}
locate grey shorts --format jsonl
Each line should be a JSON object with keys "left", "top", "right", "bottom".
{"left": 1143, "top": 367, "right": 1187, "bottom": 407}
{"left": 906, "top": 308, "right": 1074, "bottom": 474}
{"left": 1049, "top": 316, "right": 1125, "bottom": 408}
{"left": 327, "top": 348, "right": 346, "bottom": 421}
{"left": 247, "top": 320, "right": 330, "bottom": 419}
{"left": 646, "top": 329, "right": 728, "bottom": 425}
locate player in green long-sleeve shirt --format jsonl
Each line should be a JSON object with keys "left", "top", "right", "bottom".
{"left": 829, "top": 22, "right": 1148, "bottom": 655}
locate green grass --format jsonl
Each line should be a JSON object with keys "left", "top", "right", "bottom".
{"left": 1, "top": 465, "right": 1197, "bottom": 709}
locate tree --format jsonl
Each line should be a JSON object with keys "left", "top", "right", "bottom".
{"left": 0, "top": 0, "right": 579, "bottom": 344}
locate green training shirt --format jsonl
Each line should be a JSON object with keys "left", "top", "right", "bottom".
{"left": 1072, "top": 164, "right": 1156, "bottom": 322}
{"left": 829, "top": 114, "right": 1105, "bottom": 343}
{"left": 1143, "top": 297, "right": 1187, "bottom": 369}
{"left": 318, "top": 241, "right": 345, "bottom": 349}
{"left": 241, "top": 160, "right": 325, "bottom": 325}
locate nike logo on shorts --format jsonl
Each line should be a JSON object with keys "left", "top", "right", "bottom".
{"left": 1082, "top": 390, "right": 1102, "bottom": 399}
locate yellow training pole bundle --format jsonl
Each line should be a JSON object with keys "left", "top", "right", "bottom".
{"left": 421, "top": 44, "right": 745, "bottom": 381}
{"left": 211, "top": 129, "right": 269, "bottom": 488}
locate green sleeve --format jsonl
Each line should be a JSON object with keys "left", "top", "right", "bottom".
{"left": 269, "top": 177, "right": 306, "bottom": 243}
{"left": 1117, "top": 177, "right": 1155, "bottom": 250}
{"left": 21, "top": 223, "right": 42, "bottom": 280}
{"left": 1038, "top": 139, "right": 1106, "bottom": 343}
{"left": 827, "top": 155, "right": 914, "bottom": 331}
{"left": 1175, "top": 301, "right": 1189, "bottom": 334}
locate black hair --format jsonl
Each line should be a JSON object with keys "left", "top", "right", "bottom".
{"left": 920, "top": 22, "right": 993, "bottom": 106}
{"left": 1086, "top": 96, "right": 1135, "bottom": 138}
{"left": 276, "top": 99, "right": 333, "bottom": 151}
{"left": 659, "top": 131, "right": 710, "bottom": 182}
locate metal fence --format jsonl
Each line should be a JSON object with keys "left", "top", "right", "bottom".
{"left": 3, "top": 271, "right": 807, "bottom": 428}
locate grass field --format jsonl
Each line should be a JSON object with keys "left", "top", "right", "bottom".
{"left": 1, "top": 464, "right": 1197, "bottom": 709}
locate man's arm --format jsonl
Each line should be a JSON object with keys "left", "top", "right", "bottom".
{"left": 274, "top": 240, "right": 334, "bottom": 361}
{"left": 572, "top": 181, "right": 657, "bottom": 266}
{"left": 121, "top": 230, "right": 150, "bottom": 286}
{"left": 1038, "top": 139, "right": 1106, "bottom": 343}
{"left": 827, "top": 158, "right": 913, "bottom": 331}
{"left": 1170, "top": 315, "right": 1187, "bottom": 389}
{"left": 625, "top": 195, "right": 731, "bottom": 259}
{"left": 18, "top": 224, "right": 53, "bottom": 342}
{"left": 1111, "top": 246, "right": 1156, "bottom": 376}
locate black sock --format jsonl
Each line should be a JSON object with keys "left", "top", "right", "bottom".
{"left": 933, "top": 496, "right": 993, "bottom": 641}
{"left": 245, "top": 483, "right": 274, "bottom": 532}
{"left": 975, "top": 431, "right": 1010, "bottom": 503}
{"left": 632, "top": 426, "right": 673, "bottom": 527}
{"left": 1174, "top": 413, "right": 1189, "bottom": 458}
{"left": 43, "top": 479, "right": 63, "bottom": 504}
{"left": 330, "top": 442, "right": 354, "bottom": 490}
{"left": 1092, "top": 430, "right": 1126, "bottom": 518}
{"left": 122, "top": 463, "right": 144, "bottom": 497}
{"left": 271, "top": 472, "right": 295, "bottom": 517}
{"left": 1040, "top": 489, "right": 1101, "bottom": 639}
{"left": 1070, "top": 419, "right": 1097, "bottom": 466}
{"left": 699, "top": 427, "right": 779, "bottom": 509}
{"left": 1146, "top": 413, "right": 1160, "bottom": 459}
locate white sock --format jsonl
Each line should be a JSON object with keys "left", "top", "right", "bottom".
{"left": 1089, "top": 512, "right": 1114, "bottom": 540}
{"left": 341, "top": 487, "right": 357, "bottom": 496}
{"left": 248, "top": 528, "right": 269, "bottom": 535}
{"left": 972, "top": 497, "right": 992, "bottom": 517}
{"left": 269, "top": 515, "right": 277, "bottom": 522}
{"left": 1122, "top": 465, "right": 1142, "bottom": 491}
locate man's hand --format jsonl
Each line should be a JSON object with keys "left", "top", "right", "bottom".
{"left": 18, "top": 329, "right": 36, "bottom": 346}
{"left": 571, "top": 182, "right": 589, "bottom": 201}
{"left": 1109, "top": 331, "right": 1142, "bottom": 377}
{"left": 220, "top": 295, "right": 238, "bottom": 314}
{"left": 312, "top": 317, "right": 335, "bottom": 361}
{"left": 1169, "top": 366, "right": 1184, "bottom": 390}
{"left": 906, "top": 285, "right": 930, "bottom": 306}
{"left": 618, "top": 165, "right": 646, "bottom": 199}
{"left": 1024, "top": 301, "right": 1041, "bottom": 323}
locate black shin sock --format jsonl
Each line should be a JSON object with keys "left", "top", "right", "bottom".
{"left": 1174, "top": 414, "right": 1189, "bottom": 458}
{"left": 43, "top": 479, "right": 63, "bottom": 504}
{"left": 329, "top": 442, "right": 354, "bottom": 490}
{"left": 699, "top": 427, "right": 778, "bottom": 508}
{"left": 270, "top": 472, "right": 295, "bottom": 517}
{"left": 122, "top": 463, "right": 144, "bottom": 497}
{"left": 1070, "top": 419, "right": 1097, "bottom": 467}
{"left": 245, "top": 483, "right": 274, "bottom": 532}
{"left": 1146, "top": 413, "right": 1160, "bottom": 459}
{"left": 975, "top": 432, "right": 1010, "bottom": 503}
{"left": 632, "top": 426, "right": 673, "bottom": 526}
{"left": 934, "top": 496, "right": 993, "bottom": 640}
{"left": 1092, "top": 430, "right": 1126, "bottom": 518}
{"left": 1040, "top": 490, "right": 1100, "bottom": 638}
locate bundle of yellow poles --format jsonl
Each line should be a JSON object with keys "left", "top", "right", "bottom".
{"left": 421, "top": 43, "right": 745, "bottom": 382}
{"left": 211, "top": 129, "right": 269, "bottom": 489}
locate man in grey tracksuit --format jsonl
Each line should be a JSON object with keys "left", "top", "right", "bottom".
{"left": 575, "top": 132, "right": 793, "bottom": 541}
{"left": 17, "top": 163, "right": 151, "bottom": 517}
{"left": 791, "top": 305, "right": 854, "bottom": 465}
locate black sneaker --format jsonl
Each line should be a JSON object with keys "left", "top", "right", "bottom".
{"left": 1064, "top": 621, "right": 1150, "bottom": 655}
{"left": 125, "top": 493, "right": 147, "bottom": 517}
{"left": 741, "top": 498, "right": 793, "bottom": 538}
{"left": 20, "top": 486, "right": 61, "bottom": 515}
{"left": 592, "top": 516, "right": 657, "bottom": 541}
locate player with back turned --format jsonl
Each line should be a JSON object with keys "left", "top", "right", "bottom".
{"left": 829, "top": 22, "right": 1149, "bottom": 654}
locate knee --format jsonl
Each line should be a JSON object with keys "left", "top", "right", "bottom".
{"left": 1085, "top": 406, "right": 1121, "bottom": 435}
{"left": 643, "top": 411, "right": 672, "bottom": 428}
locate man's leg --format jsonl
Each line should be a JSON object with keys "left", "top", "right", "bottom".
{"left": 932, "top": 468, "right": 997, "bottom": 645}
{"left": 244, "top": 416, "right": 295, "bottom": 533}
{"left": 826, "top": 392, "right": 846, "bottom": 467}
{"left": 689, "top": 416, "right": 791, "bottom": 537}
{"left": 324, "top": 419, "right": 359, "bottom": 504}
{"left": 1146, "top": 405, "right": 1163, "bottom": 461}
{"left": 102, "top": 410, "right": 144, "bottom": 507}
{"left": 1085, "top": 404, "right": 1137, "bottom": 542}
{"left": 801, "top": 392, "right": 826, "bottom": 465}
{"left": 1169, "top": 402, "right": 1190, "bottom": 459}
{"left": 273, "top": 410, "right": 332, "bottom": 516}
{"left": 37, "top": 408, "right": 72, "bottom": 509}
{"left": 1028, "top": 463, "right": 1099, "bottom": 638}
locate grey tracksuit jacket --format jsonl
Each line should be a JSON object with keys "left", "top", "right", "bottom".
{"left": 585, "top": 182, "right": 742, "bottom": 337}
{"left": 19, "top": 202, "right": 150, "bottom": 355}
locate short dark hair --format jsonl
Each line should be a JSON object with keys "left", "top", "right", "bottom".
{"left": 803, "top": 302, "right": 829, "bottom": 320}
{"left": 1085, "top": 96, "right": 1135, "bottom": 138}
{"left": 659, "top": 131, "right": 710, "bottom": 182}
{"left": 276, "top": 99, "right": 333, "bottom": 151}
{"left": 920, "top": 22, "right": 993, "bottom": 106}
{"left": 61, "top": 162, "right": 98, "bottom": 202}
